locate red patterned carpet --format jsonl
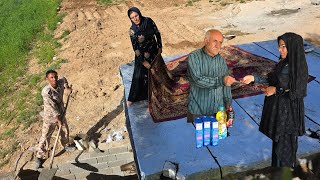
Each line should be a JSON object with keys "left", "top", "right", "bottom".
{"left": 148, "top": 46, "right": 314, "bottom": 122}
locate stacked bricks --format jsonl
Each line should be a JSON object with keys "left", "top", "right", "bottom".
{"left": 52, "top": 144, "right": 135, "bottom": 179}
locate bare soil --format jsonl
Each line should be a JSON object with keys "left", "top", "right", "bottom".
{"left": 2, "top": 0, "right": 320, "bottom": 177}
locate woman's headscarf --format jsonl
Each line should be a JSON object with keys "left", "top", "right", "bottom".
{"left": 127, "top": 7, "right": 146, "bottom": 33}
{"left": 277, "top": 32, "right": 309, "bottom": 99}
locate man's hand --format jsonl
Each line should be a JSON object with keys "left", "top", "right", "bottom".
{"left": 66, "top": 86, "right": 72, "bottom": 94}
{"left": 224, "top": 76, "right": 236, "bottom": 86}
{"left": 142, "top": 61, "right": 151, "bottom": 69}
{"left": 56, "top": 115, "right": 63, "bottom": 126}
{"left": 134, "top": 50, "right": 141, "bottom": 57}
{"left": 241, "top": 75, "right": 254, "bottom": 84}
{"left": 264, "top": 86, "right": 276, "bottom": 96}
{"left": 138, "top": 35, "right": 145, "bottom": 43}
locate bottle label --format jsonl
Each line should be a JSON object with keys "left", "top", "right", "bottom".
{"left": 227, "top": 109, "right": 234, "bottom": 127}
{"left": 211, "top": 124, "right": 219, "bottom": 146}
{"left": 212, "top": 122, "right": 218, "bottom": 128}
{"left": 204, "top": 121, "right": 210, "bottom": 128}
{"left": 196, "top": 126, "right": 203, "bottom": 148}
{"left": 219, "top": 124, "right": 227, "bottom": 139}
{"left": 203, "top": 121, "right": 211, "bottom": 146}
{"left": 227, "top": 119, "right": 234, "bottom": 127}
{"left": 196, "top": 123, "right": 203, "bottom": 130}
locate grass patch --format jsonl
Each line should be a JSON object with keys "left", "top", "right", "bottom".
{"left": 47, "top": 58, "right": 68, "bottom": 70}
{"left": 60, "top": 30, "right": 71, "bottom": 39}
{"left": 98, "top": 0, "right": 113, "bottom": 5}
{"left": 0, "top": 127, "right": 17, "bottom": 140}
{"left": 36, "top": 43, "right": 56, "bottom": 64}
{"left": 0, "top": 0, "right": 63, "bottom": 169}
{"left": 0, "top": 75, "right": 44, "bottom": 126}
{"left": 35, "top": 32, "right": 61, "bottom": 64}
{"left": 28, "top": 74, "right": 42, "bottom": 86}
{"left": 186, "top": 1, "right": 193, "bottom": 6}
{"left": 0, "top": 141, "right": 19, "bottom": 168}
{"left": 0, "top": 0, "right": 61, "bottom": 98}
{"left": 186, "top": 0, "right": 200, "bottom": 6}
{"left": 97, "top": 0, "right": 126, "bottom": 6}
{"left": 48, "top": 13, "right": 65, "bottom": 32}
{"left": 220, "top": 1, "right": 232, "bottom": 6}
{"left": 0, "top": 0, "right": 61, "bottom": 125}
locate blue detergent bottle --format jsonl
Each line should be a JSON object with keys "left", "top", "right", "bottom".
{"left": 195, "top": 117, "right": 203, "bottom": 148}
{"left": 210, "top": 116, "right": 219, "bottom": 146}
{"left": 202, "top": 116, "right": 211, "bottom": 146}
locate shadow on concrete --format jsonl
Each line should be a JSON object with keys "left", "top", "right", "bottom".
{"left": 86, "top": 99, "right": 124, "bottom": 142}
{"left": 17, "top": 169, "right": 40, "bottom": 180}
{"left": 86, "top": 173, "right": 138, "bottom": 180}
{"left": 72, "top": 150, "right": 98, "bottom": 172}
{"left": 71, "top": 162, "right": 98, "bottom": 172}
{"left": 52, "top": 177, "right": 68, "bottom": 180}
{"left": 55, "top": 149, "right": 66, "bottom": 157}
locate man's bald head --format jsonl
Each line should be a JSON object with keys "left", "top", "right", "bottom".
{"left": 205, "top": 29, "right": 223, "bottom": 40}
{"left": 204, "top": 29, "right": 224, "bottom": 57}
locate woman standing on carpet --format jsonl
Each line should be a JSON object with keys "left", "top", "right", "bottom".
{"left": 127, "top": 7, "right": 162, "bottom": 106}
{"left": 242, "top": 32, "right": 309, "bottom": 167}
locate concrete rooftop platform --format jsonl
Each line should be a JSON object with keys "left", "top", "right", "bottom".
{"left": 120, "top": 40, "right": 320, "bottom": 179}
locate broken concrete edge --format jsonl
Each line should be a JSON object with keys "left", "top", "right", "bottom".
{"left": 183, "top": 152, "right": 320, "bottom": 180}
{"left": 122, "top": 89, "right": 143, "bottom": 179}
{"left": 162, "top": 160, "right": 178, "bottom": 179}
{"left": 137, "top": 152, "right": 320, "bottom": 179}
{"left": 135, "top": 167, "right": 220, "bottom": 180}
{"left": 298, "top": 152, "right": 320, "bottom": 168}
{"left": 133, "top": 160, "right": 268, "bottom": 180}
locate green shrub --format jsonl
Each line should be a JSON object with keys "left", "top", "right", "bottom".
{"left": 186, "top": 1, "right": 193, "bottom": 6}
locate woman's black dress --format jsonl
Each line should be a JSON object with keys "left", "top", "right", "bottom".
{"left": 127, "top": 7, "right": 162, "bottom": 102}
{"left": 256, "top": 33, "right": 308, "bottom": 167}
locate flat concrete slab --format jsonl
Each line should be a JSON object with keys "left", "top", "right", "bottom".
{"left": 121, "top": 62, "right": 219, "bottom": 179}
{"left": 120, "top": 41, "right": 320, "bottom": 179}
{"left": 207, "top": 101, "right": 272, "bottom": 175}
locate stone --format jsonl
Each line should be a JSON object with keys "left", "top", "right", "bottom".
{"left": 162, "top": 161, "right": 178, "bottom": 179}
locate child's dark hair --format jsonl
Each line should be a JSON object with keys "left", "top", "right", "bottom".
{"left": 45, "top": 69, "right": 57, "bottom": 77}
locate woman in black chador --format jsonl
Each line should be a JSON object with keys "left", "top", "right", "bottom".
{"left": 127, "top": 7, "right": 162, "bottom": 106}
{"left": 242, "top": 32, "right": 309, "bottom": 167}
